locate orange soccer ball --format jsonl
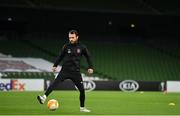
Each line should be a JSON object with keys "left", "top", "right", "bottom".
{"left": 47, "top": 99, "right": 59, "bottom": 111}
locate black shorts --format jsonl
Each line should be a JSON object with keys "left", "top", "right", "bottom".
{"left": 55, "top": 70, "right": 84, "bottom": 91}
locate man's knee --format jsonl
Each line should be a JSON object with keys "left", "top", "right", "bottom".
{"left": 77, "top": 84, "right": 85, "bottom": 93}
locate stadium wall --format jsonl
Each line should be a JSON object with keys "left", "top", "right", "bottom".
{"left": 45, "top": 79, "right": 162, "bottom": 92}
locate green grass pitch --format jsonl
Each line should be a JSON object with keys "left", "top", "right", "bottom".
{"left": 0, "top": 91, "right": 180, "bottom": 115}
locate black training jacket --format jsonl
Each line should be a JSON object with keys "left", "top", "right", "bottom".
{"left": 53, "top": 42, "right": 93, "bottom": 72}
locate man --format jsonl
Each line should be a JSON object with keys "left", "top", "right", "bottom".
{"left": 37, "top": 30, "right": 93, "bottom": 112}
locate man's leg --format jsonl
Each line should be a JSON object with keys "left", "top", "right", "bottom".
{"left": 72, "top": 75, "right": 90, "bottom": 112}
{"left": 75, "top": 81, "right": 85, "bottom": 107}
{"left": 37, "top": 73, "right": 64, "bottom": 104}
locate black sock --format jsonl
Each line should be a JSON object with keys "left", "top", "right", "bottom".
{"left": 80, "top": 90, "right": 85, "bottom": 107}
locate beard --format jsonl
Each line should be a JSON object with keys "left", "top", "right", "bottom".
{"left": 70, "top": 40, "right": 77, "bottom": 44}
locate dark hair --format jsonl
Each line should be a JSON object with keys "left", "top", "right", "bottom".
{"left": 69, "top": 30, "right": 79, "bottom": 36}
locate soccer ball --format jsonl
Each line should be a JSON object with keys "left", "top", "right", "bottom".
{"left": 47, "top": 99, "right": 59, "bottom": 111}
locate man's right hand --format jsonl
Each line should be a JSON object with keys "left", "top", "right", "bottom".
{"left": 52, "top": 66, "right": 57, "bottom": 72}
{"left": 87, "top": 68, "right": 93, "bottom": 75}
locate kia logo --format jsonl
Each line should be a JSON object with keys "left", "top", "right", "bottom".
{"left": 119, "top": 80, "right": 139, "bottom": 92}
{"left": 83, "top": 80, "right": 96, "bottom": 92}
{"left": 75, "top": 80, "right": 96, "bottom": 92}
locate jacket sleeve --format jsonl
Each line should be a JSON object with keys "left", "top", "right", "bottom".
{"left": 53, "top": 44, "right": 66, "bottom": 67}
{"left": 82, "top": 45, "right": 93, "bottom": 69}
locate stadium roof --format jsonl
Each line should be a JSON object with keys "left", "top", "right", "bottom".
{"left": 0, "top": 0, "right": 180, "bottom": 16}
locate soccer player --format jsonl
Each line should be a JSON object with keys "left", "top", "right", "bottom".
{"left": 37, "top": 30, "right": 93, "bottom": 112}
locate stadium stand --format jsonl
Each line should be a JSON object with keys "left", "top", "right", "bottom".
{"left": 84, "top": 40, "right": 180, "bottom": 81}
{"left": 0, "top": 0, "right": 180, "bottom": 82}
{"left": 145, "top": 38, "right": 180, "bottom": 58}
{"left": 1, "top": 36, "right": 180, "bottom": 81}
